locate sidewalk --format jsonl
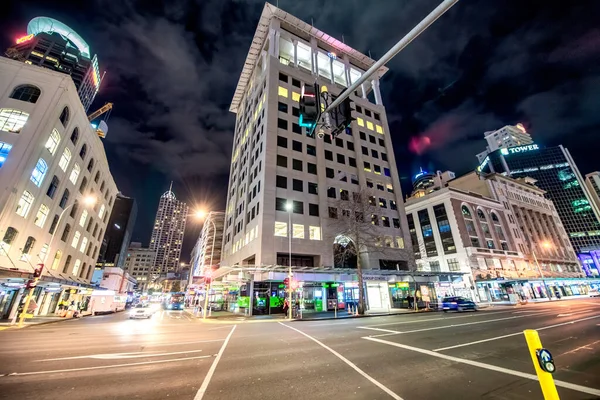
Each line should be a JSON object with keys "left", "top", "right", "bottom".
{"left": 479, "top": 294, "right": 593, "bottom": 307}
{"left": 185, "top": 307, "right": 424, "bottom": 323}
{"left": 0, "top": 315, "right": 81, "bottom": 330}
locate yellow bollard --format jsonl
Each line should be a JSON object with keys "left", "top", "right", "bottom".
{"left": 523, "top": 329, "right": 560, "bottom": 400}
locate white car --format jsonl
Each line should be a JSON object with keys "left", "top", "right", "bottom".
{"left": 129, "top": 304, "right": 154, "bottom": 319}
{"left": 589, "top": 289, "right": 600, "bottom": 297}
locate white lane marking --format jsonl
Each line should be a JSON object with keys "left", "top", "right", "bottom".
{"left": 39, "top": 349, "right": 204, "bottom": 361}
{"left": 360, "top": 311, "right": 550, "bottom": 336}
{"left": 512, "top": 310, "right": 551, "bottom": 314}
{"left": 365, "top": 309, "right": 524, "bottom": 327}
{"left": 433, "top": 314, "right": 600, "bottom": 351}
{"left": 194, "top": 325, "right": 237, "bottom": 400}
{"left": 559, "top": 339, "right": 600, "bottom": 356}
{"left": 144, "top": 339, "right": 225, "bottom": 347}
{"left": 363, "top": 337, "right": 600, "bottom": 397}
{"left": 208, "top": 325, "right": 234, "bottom": 331}
{"left": 279, "top": 322, "right": 403, "bottom": 400}
{"left": 557, "top": 309, "right": 591, "bottom": 317}
{"left": 4, "top": 355, "right": 211, "bottom": 377}
{"left": 357, "top": 327, "right": 402, "bottom": 335}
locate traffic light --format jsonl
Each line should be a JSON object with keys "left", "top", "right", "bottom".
{"left": 330, "top": 97, "right": 353, "bottom": 137}
{"left": 283, "top": 277, "right": 290, "bottom": 289}
{"left": 25, "top": 279, "right": 37, "bottom": 289}
{"left": 299, "top": 83, "right": 321, "bottom": 133}
{"left": 33, "top": 264, "right": 44, "bottom": 278}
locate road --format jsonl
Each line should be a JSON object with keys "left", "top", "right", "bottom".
{"left": 0, "top": 298, "right": 599, "bottom": 400}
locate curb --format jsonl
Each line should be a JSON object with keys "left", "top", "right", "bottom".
{"left": 0, "top": 312, "right": 95, "bottom": 330}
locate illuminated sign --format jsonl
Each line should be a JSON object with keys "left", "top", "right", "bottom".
{"left": 506, "top": 144, "right": 539, "bottom": 154}
{"left": 477, "top": 156, "right": 490, "bottom": 172}
{"left": 16, "top": 34, "right": 34, "bottom": 44}
{"left": 327, "top": 52, "right": 337, "bottom": 60}
{"left": 414, "top": 171, "right": 427, "bottom": 179}
{"left": 500, "top": 148, "right": 509, "bottom": 155}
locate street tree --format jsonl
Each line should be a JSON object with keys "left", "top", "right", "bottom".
{"left": 328, "top": 188, "right": 383, "bottom": 315}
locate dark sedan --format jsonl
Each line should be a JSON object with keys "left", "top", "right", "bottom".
{"left": 442, "top": 296, "right": 477, "bottom": 312}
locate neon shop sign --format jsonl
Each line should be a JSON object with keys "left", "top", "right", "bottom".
{"left": 501, "top": 144, "right": 539, "bottom": 155}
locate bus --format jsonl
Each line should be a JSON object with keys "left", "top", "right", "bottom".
{"left": 163, "top": 292, "right": 185, "bottom": 310}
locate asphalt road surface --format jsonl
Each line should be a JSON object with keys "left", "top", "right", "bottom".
{"left": 1, "top": 298, "right": 599, "bottom": 400}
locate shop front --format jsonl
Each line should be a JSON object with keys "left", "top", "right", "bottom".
{"left": 476, "top": 277, "right": 600, "bottom": 302}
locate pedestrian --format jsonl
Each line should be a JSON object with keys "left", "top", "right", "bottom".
{"left": 282, "top": 298, "right": 289, "bottom": 316}
{"left": 406, "top": 294, "right": 413, "bottom": 309}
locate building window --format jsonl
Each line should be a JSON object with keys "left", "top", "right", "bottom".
{"left": 292, "top": 123, "right": 302, "bottom": 134}
{"left": 307, "top": 163, "right": 317, "bottom": 175}
{"left": 337, "top": 154, "right": 345, "bottom": 164}
{"left": 59, "top": 106, "right": 70, "bottom": 126}
{"left": 292, "top": 159, "right": 302, "bottom": 171}
{"left": 0, "top": 227, "right": 18, "bottom": 252}
{"left": 60, "top": 223, "right": 71, "bottom": 242}
{"left": 462, "top": 205, "right": 472, "bottom": 217}
{"left": 79, "top": 144, "right": 87, "bottom": 160}
{"left": 327, "top": 187, "right": 336, "bottom": 199}
{"left": 46, "top": 175, "right": 60, "bottom": 199}
{"left": 309, "top": 203, "right": 319, "bottom": 216}
{"left": 293, "top": 224, "right": 304, "bottom": 239}
{"left": 378, "top": 138, "right": 385, "bottom": 147}
{"left": 340, "top": 189, "right": 349, "bottom": 201}
{"left": 357, "top": 117, "right": 365, "bottom": 127}
{"left": 292, "top": 200, "right": 303, "bottom": 214}
{"left": 274, "top": 221, "right": 287, "bottom": 237}
{"left": 418, "top": 209, "right": 438, "bottom": 257}
{"left": 16, "top": 190, "right": 34, "bottom": 217}
{"left": 59, "top": 148, "right": 71, "bottom": 171}
{"left": 325, "top": 150, "right": 333, "bottom": 161}
{"left": 278, "top": 102, "right": 288, "bottom": 113}
{"left": 10, "top": 85, "right": 41, "bottom": 103}
{"left": 278, "top": 86, "right": 289, "bottom": 98}
{"left": 277, "top": 136, "right": 287, "bottom": 148}
{"left": 276, "top": 175, "right": 287, "bottom": 189}
{"left": 293, "top": 179, "right": 303, "bottom": 192}
{"left": 31, "top": 158, "right": 48, "bottom": 187}
{"left": 292, "top": 140, "right": 302, "bottom": 152}
{"left": 362, "top": 146, "right": 368, "bottom": 155}
{"left": 20, "top": 236, "right": 36, "bottom": 260}
{"left": 328, "top": 207, "right": 338, "bottom": 219}
{"left": 308, "top": 182, "right": 318, "bottom": 195}
{"left": 349, "top": 157, "right": 357, "bottom": 168}
{"left": 45, "top": 129, "right": 61, "bottom": 155}
{"left": 48, "top": 214, "right": 59, "bottom": 234}
{"left": 79, "top": 237, "right": 88, "bottom": 253}
{"left": 87, "top": 158, "right": 95, "bottom": 172}
{"left": 434, "top": 204, "right": 456, "bottom": 254}
{"left": 71, "top": 259, "right": 81, "bottom": 276}
{"left": 69, "top": 164, "right": 81, "bottom": 185}
{"left": 79, "top": 177, "right": 88, "bottom": 194}
{"left": 0, "top": 142, "right": 12, "bottom": 168}
{"left": 71, "top": 231, "right": 81, "bottom": 248}
{"left": 477, "top": 208, "right": 486, "bottom": 220}
{"left": 94, "top": 171, "right": 100, "bottom": 183}
{"left": 275, "top": 197, "right": 287, "bottom": 212}
{"left": 70, "top": 127, "right": 79, "bottom": 145}
{"left": 279, "top": 72, "right": 288, "bottom": 82}
{"left": 79, "top": 209, "right": 88, "bottom": 227}
{"left": 34, "top": 204, "right": 50, "bottom": 228}
{"left": 0, "top": 109, "right": 29, "bottom": 133}
{"left": 277, "top": 155, "right": 287, "bottom": 168}
{"left": 59, "top": 189, "right": 69, "bottom": 209}
{"left": 447, "top": 258, "right": 460, "bottom": 271}
{"left": 364, "top": 162, "right": 371, "bottom": 172}
{"left": 306, "top": 144, "right": 316, "bottom": 156}
{"left": 51, "top": 250, "right": 62, "bottom": 270}
{"left": 277, "top": 118, "right": 288, "bottom": 130}
{"left": 382, "top": 216, "right": 390, "bottom": 227}
{"left": 379, "top": 198, "right": 387, "bottom": 208}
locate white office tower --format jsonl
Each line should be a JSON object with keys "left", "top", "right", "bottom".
{"left": 0, "top": 58, "right": 117, "bottom": 318}
{"left": 149, "top": 188, "right": 188, "bottom": 276}
{"left": 476, "top": 124, "right": 533, "bottom": 163}
{"left": 221, "top": 4, "right": 413, "bottom": 279}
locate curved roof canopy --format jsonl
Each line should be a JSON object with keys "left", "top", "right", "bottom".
{"left": 27, "top": 17, "right": 90, "bottom": 58}
{"left": 161, "top": 191, "right": 176, "bottom": 200}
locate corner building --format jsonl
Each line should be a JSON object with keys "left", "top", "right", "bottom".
{"left": 0, "top": 58, "right": 117, "bottom": 319}
{"left": 220, "top": 4, "right": 413, "bottom": 313}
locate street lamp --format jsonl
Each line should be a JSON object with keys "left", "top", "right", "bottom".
{"left": 285, "top": 201, "right": 293, "bottom": 320}
{"left": 18, "top": 195, "right": 97, "bottom": 327}
{"left": 531, "top": 241, "right": 553, "bottom": 301}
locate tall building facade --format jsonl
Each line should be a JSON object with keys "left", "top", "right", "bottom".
{"left": 5, "top": 17, "right": 102, "bottom": 111}
{"left": 124, "top": 242, "right": 156, "bottom": 291}
{"left": 222, "top": 4, "right": 412, "bottom": 270}
{"left": 149, "top": 189, "right": 188, "bottom": 276}
{"left": 478, "top": 143, "right": 600, "bottom": 276}
{"left": 410, "top": 169, "right": 455, "bottom": 198}
{"left": 191, "top": 212, "right": 225, "bottom": 278}
{"left": 0, "top": 58, "right": 117, "bottom": 319}
{"left": 585, "top": 172, "right": 600, "bottom": 212}
{"left": 476, "top": 124, "right": 533, "bottom": 163}
{"left": 97, "top": 193, "right": 137, "bottom": 269}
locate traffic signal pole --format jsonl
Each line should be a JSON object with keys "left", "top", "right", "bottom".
{"left": 323, "top": 0, "right": 458, "bottom": 116}
{"left": 18, "top": 264, "right": 43, "bottom": 328}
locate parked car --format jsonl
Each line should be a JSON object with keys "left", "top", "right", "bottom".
{"left": 589, "top": 289, "right": 600, "bottom": 297}
{"left": 129, "top": 304, "right": 154, "bottom": 319}
{"left": 442, "top": 296, "right": 477, "bottom": 312}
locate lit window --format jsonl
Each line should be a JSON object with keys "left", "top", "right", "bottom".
{"left": 296, "top": 41, "right": 312, "bottom": 71}
{"left": 309, "top": 226, "right": 321, "bottom": 240}
{"left": 349, "top": 68, "right": 362, "bottom": 85}
{"left": 16, "top": 190, "right": 34, "bottom": 217}
{"left": 0, "top": 142, "right": 13, "bottom": 168}
{"left": 292, "top": 92, "right": 300, "bottom": 102}
{"left": 58, "top": 148, "right": 71, "bottom": 172}
{"left": 317, "top": 52, "right": 332, "bottom": 80}
{"left": 396, "top": 237, "right": 404, "bottom": 248}
{"left": 45, "top": 129, "right": 61, "bottom": 155}
{"left": 51, "top": 250, "right": 62, "bottom": 270}
{"left": 72, "top": 259, "right": 81, "bottom": 276}
{"left": 20, "top": 236, "right": 36, "bottom": 260}
{"left": 356, "top": 117, "right": 365, "bottom": 127}
{"left": 38, "top": 244, "right": 49, "bottom": 262}
{"left": 69, "top": 164, "right": 81, "bottom": 184}
{"left": 31, "top": 158, "right": 48, "bottom": 186}
{"left": 79, "top": 209, "right": 88, "bottom": 227}
{"left": 332, "top": 59, "right": 346, "bottom": 86}
{"left": 278, "top": 37, "right": 294, "bottom": 65}
{"left": 71, "top": 231, "right": 81, "bottom": 248}
{"left": 293, "top": 224, "right": 304, "bottom": 239}
{"left": 278, "top": 86, "right": 288, "bottom": 98}
{"left": 274, "top": 221, "right": 287, "bottom": 237}
{"left": 376, "top": 125, "right": 383, "bottom": 134}
{"left": 34, "top": 204, "right": 49, "bottom": 228}
{"left": 0, "top": 109, "right": 29, "bottom": 133}
{"left": 79, "top": 237, "right": 88, "bottom": 253}
{"left": 98, "top": 204, "right": 106, "bottom": 219}
{"left": 366, "top": 121, "right": 374, "bottom": 131}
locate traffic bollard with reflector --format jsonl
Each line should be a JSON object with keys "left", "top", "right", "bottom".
{"left": 523, "top": 329, "right": 559, "bottom": 400}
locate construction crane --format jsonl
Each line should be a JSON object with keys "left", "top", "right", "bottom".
{"left": 87, "top": 102, "right": 113, "bottom": 122}
{"left": 87, "top": 102, "right": 113, "bottom": 138}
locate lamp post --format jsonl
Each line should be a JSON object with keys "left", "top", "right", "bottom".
{"left": 196, "top": 210, "right": 225, "bottom": 319}
{"left": 18, "top": 195, "right": 97, "bottom": 327}
{"left": 285, "top": 201, "right": 293, "bottom": 320}
{"left": 532, "top": 241, "right": 553, "bottom": 301}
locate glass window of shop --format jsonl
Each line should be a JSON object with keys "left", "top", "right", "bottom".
{"left": 433, "top": 203, "right": 456, "bottom": 254}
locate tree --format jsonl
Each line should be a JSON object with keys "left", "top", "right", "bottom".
{"left": 328, "top": 189, "right": 383, "bottom": 315}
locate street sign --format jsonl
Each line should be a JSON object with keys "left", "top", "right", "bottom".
{"left": 536, "top": 348, "right": 556, "bottom": 374}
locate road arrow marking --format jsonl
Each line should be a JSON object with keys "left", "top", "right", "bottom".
{"left": 557, "top": 309, "right": 590, "bottom": 317}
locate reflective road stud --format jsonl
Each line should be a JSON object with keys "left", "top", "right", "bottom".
{"left": 523, "top": 329, "right": 560, "bottom": 400}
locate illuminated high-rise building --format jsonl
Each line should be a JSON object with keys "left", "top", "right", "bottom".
{"left": 476, "top": 124, "right": 533, "bottom": 163}
{"left": 5, "top": 17, "right": 102, "bottom": 111}
{"left": 149, "top": 187, "right": 188, "bottom": 276}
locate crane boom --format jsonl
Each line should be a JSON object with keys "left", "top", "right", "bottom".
{"left": 87, "top": 102, "right": 113, "bottom": 122}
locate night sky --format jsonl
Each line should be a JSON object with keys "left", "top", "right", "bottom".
{"left": 3, "top": 0, "right": 600, "bottom": 262}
